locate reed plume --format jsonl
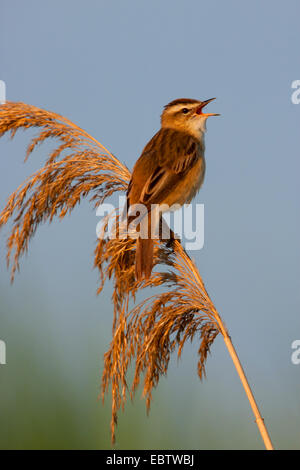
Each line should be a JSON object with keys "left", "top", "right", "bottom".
{"left": 0, "top": 101, "right": 274, "bottom": 449}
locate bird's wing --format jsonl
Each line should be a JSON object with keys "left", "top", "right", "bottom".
{"left": 140, "top": 133, "right": 200, "bottom": 206}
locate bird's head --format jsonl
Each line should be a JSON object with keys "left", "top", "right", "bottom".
{"left": 161, "top": 98, "right": 219, "bottom": 139}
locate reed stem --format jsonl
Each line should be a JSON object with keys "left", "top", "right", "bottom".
{"left": 216, "top": 313, "right": 274, "bottom": 450}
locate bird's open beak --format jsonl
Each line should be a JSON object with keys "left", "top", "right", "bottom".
{"left": 195, "top": 98, "right": 220, "bottom": 116}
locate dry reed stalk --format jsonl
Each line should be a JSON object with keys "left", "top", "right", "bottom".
{"left": 0, "top": 101, "right": 274, "bottom": 449}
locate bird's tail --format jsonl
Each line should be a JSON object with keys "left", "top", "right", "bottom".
{"left": 135, "top": 207, "right": 158, "bottom": 281}
{"left": 135, "top": 237, "right": 154, "bottom": 281}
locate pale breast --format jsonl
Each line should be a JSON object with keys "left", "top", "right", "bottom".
{"left": 163, "top": 156, "right": 205, "bottom": 209}
{"left": 185, "top": 156, "right": 206, "bottom": 203}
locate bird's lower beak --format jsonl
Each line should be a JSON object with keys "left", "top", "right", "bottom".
{"left": 196, "top": 98, "right": 220, "bottom": 116}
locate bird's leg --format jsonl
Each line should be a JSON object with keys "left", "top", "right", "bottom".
{"left": 158, "top": 216, "right": 180, "bottom": 248}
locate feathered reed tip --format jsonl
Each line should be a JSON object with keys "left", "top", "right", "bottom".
{"left": 0, "top": 101, "right": 221, "bottom": 443}
{"left": 0, "top": 101, "right": 130, "bottom": 280}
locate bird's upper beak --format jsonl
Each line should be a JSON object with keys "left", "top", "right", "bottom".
{"left": 195, "top": 98, "right": 220, "bottom": 117}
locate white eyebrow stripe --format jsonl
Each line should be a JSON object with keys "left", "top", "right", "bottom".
{"left": 165, "top": 103, "right": 199, "bottom": 113}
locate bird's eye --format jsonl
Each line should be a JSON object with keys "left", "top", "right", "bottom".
{"left": 182, "top": 108, "right": 189, "bottom": 114}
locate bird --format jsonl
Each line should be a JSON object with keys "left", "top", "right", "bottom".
{"left": 125, "top": 97, "right": 219, "bottom": 281}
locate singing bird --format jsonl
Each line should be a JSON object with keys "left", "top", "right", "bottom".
{"left": 126, "top": 98, "right": 219, "bottom": 281}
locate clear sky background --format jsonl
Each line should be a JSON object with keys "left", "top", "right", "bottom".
{"left": 0, "top": 0, "right": 299, "bottom": 449}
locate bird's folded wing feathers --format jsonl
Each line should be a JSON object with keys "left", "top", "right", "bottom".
{"left": 141, "top": 140, "right": 199, "bottom": 206}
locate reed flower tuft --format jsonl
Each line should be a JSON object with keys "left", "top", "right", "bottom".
{"left": 0, "top": 101, "right": 273, "bottom": 449}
